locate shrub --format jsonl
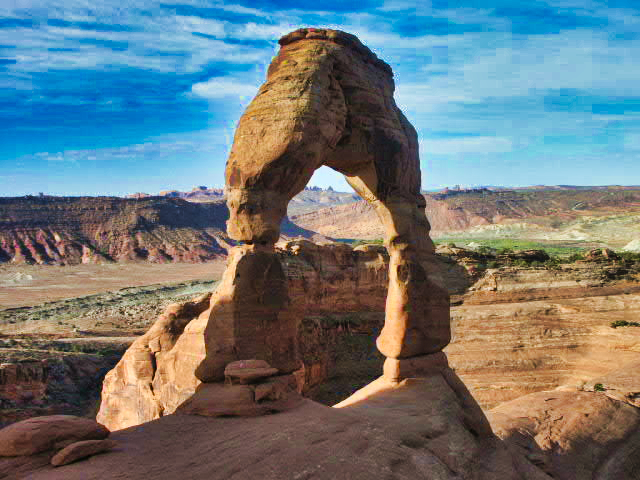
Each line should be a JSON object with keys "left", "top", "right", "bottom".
{"left": 610, "top": 320, "right": 640, "bottom": 328}
{"left": 594, "top": 383, "right": 605, "bottom": 392}
{"left": 567, "top": 253, "right": 585, "bottom": 263}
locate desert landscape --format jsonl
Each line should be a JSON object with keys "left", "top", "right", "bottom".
{"left": 2, "top": 3, "right": 640, "bottom": 479}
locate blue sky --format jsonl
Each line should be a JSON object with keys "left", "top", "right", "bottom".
{"left": 1, "top": 0, "right": 639, "bottom": 196}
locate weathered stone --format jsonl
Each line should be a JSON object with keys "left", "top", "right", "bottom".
{"left": 0, "top": 415, "right": 109, "bottom": 457}
{"left": 97, "top": 239, "right": 399, "bottom": 431}
{"left": 488, "top": 390, "right": 640, "bottom": 480}
{"left": 50, "top": 439, "right": 116, "bottom": 467}
{"left": 175, "top": 384, "right": 262, "bottom": 417}
{"left": 382, "top": 352, "right": 449, "bottom": 383}
{"left": 225, "top": 27, "right": 450, "bottom": 360}
{"left": 174, "top": 381, "right": 302, "bottom": 418}
{"left": 224, "top": 360, "right": 278, "bottom": 385}
{"left": 194, "top": 246, "right": 299, "bottom": 383}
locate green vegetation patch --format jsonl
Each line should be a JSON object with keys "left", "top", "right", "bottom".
{"left": 434, "top": 238, "right": 590, "bottom": 257}
{"left": 610, "top": 320, "right": 640, "bottom": 329}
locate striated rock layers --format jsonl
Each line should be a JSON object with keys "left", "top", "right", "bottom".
{"left": 446, "top": 262, "right": 640, "bottom": 409}
{"left": 0, "top": 354, "right": 121, "bottom": 428}
{"left": 0, "top": 196, "right": 231, "bottom": 264}
{"left": 289, "top": 187, "right": 640, "bottom": 241}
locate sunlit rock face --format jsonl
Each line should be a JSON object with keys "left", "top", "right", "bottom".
{"left": 225, "top": 27, "right": 449, "bottom": 362}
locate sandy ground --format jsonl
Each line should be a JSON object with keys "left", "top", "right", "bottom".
{"left": 0, "top": 261, "right": 227, "bottom": 309}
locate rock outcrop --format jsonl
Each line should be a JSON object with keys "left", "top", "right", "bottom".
{"left": 50, "top": 439, "right": 117, "bottom": 467}
{"left": 289, "top": 187, "right": 640, "bottom": 241}
{"left": 446, "top": 262, "right": 640, "bottom": 409}
{"left": 226, "top": 27, "right": 449, "bottom": 363}
{"left": 0, "top": 415, "right": 109, "bottom": 457}
{"left": 98, "top": 27, "right": 457, "bottom": 431}
{"left": 0, "top": 354, "right": 121, "bottom": 428}
{"left": 488, "top": 388, "right": 640, "bottom": 479}
{"left": 4, "top": 366, "right": 552, "bottom": 480}
{"left": 97, "top": 240, "right": 392, "bottom": 430}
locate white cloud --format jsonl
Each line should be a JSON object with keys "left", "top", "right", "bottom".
{"left": 191, "top": 78, "right": 259, "bottom": 99}
{"left": 25, "top": 136, "right": 221, "bottom": 164}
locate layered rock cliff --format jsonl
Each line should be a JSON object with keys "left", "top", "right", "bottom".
{"left": 0, "top": 196, "right": 232, "bottom": 265}
{"left": 289, "top": 187, "right": 640, "bottom": 240}
{"left": 446, "top": 261, "right": 640, "bottom": 409}
{"left": 0, "top": 353, "right": 121, "bottom": 428}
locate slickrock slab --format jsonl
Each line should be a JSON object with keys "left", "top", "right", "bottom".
{"left": 5, "top": 367, "right": 551, "bottom": 480}
{"left": 584, "top": 359, "right": 640, "bottom": 407}
{"left": 0, "top": 415, "right": 109, "bottom": 457}
{"left": 224, "top": 360, "right": 278, "bottom": 384}
{"left": 488, "top": 389, "right": 640, "bottom": 480}
{"left": 51, "top": 439, "right": 117, "bottom": 467}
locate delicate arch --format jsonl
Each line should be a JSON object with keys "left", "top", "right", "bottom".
{"left": 225, "top": 28, "right": 450, "bottom": 360}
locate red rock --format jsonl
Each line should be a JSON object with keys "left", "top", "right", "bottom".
{"left": 50, "top": 439, "right": 116, "bottom": 467}
{"left": 0, "top": 415, "right": 109, "bottom": 457}
{"left": 224, "top": 360, "right": 278, "bottom": 385}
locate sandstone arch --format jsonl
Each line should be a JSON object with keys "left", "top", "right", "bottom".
{"left": 225, "top": 28, "right": 450, "bottom": 363}
{"left": 97, "top": 29, "right": 454, "bottom": 430}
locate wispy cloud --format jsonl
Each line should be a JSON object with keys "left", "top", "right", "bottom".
{"left": 2, "top": 0, "right": 640, "bottom": 194}
{"left": 191, "top": 77, "right": 259, "bottom": 99}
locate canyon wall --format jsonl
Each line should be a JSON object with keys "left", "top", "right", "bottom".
{"left": 0, "top": 197, "right": 231, "bottom": 265}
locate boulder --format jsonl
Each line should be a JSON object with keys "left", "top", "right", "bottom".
{"left": 0, "top": 415, "right": 109, "bottom": 457}
{"left": 224, "top": 360, "right": 278, "bottom": 385}
{"left": 50, "top": 439, "right": 117, "bottom": 467}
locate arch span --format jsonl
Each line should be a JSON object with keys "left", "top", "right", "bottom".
{"left": 225, "top": 28, "right": 450, "bottom": 361}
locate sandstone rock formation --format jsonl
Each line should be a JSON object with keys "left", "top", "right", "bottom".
{"left": 289, "top": 186, "right": 640, "bottom": 243}
{"left": 0, "top": 415, "right": 109, "bottom": 457}
{"left": 446, "top": 262, "right": 640, "bottom": 409}
{"left": 0, "top": 353, "right": 121, "bottom": 428}
{"left": 0, "top": 196, "right": 230, "bottom": 265}
{"left": 488, "top": 389, "right": 640, "bottom": 479}
{"left": 50, "top": 439, "right": 117, "bottom": 467}
{"left": 225, "top": 27, "right": 449, "bottom": 362}
{"left": 97, "top": 240, "right": 393, "bottom": 430}
{"left": 5, "top": 364, "right": 552, "bottom": 480}
{"left": 98, "top": 28, "right": 457, "bottom": 431}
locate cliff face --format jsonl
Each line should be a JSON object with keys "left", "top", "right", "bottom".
{"left": 288, "top": 195, "right": 506, "bottom": 239}
{"left": 0, "top": 197, "right": 231, "bottom": 265}
{"left": 446, "top": 263, "right": 640, "bottom": 409}
{"left": 0, "top": 354, "right": 121, "bottom": 428}
{"left": 289, "top": 187, "right": 640, "bottom": 240}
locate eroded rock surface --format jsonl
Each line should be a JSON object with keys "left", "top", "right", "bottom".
{"left": 225, "top": 27, "right": 449, "bottom": 360}
{"left": 97, "top": 240, "right": 396, "bottom": 430}
{"left": 488, "top": 389, "right": 640, "bottom": 480}
{"left": 6, "top": 367, "right": 552, "bottom": 480}
{"left": 446, "top": 263, "right": 640, "bottom": 409}
{"left": 50, "top": 439, "right": 117, "bottom": 467}
{"left": 0, "top": 415, "right": 109, "bottom": 457}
